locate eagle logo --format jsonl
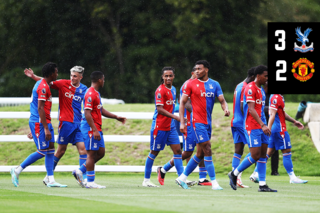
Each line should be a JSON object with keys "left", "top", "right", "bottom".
{"left": 294, "top": 27, "right": 314, "bottom": 53}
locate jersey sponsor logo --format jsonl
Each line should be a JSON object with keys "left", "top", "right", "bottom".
{"left": 41, "top": 88, "right": 46, "bottom": 94}
{"left": 157, "top": 93, "right": 161, "bottom": 99}
{"left": 248, "top": 89, "right": 252, "bottom": 95}
{"left": 200, "top": 90, "right": 215, "bottom": 97}
{"left": 292, "top": 58, "right": 315, "bottom": 82}
{"left": 254, "top": 139, "right": 258, "bottom": 145}
{"left": 65, "top": 92, "right": 82, "bottom": 102}
{"left": 97, "top": 104, "right": 102, "bottom": 109}
{"left": 166, "top": 99, "right": 175, "bottom": 105}
{"left": 256, "top": 99, "right": 263, "bottom": 105}
{"left": 294, "top": 27, "right": 314, "bottom": 53}
{"left": 272, "top": 99, "right": 277, "bottom": 104}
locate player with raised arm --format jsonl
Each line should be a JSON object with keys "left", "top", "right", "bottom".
{"left": 74, "top": 71, "right": 126, "bottom": 188}
{"left": 142, "top": 67, "right": 185, "bottom": 187}
{"left": 10, "top": 62, "right": 67, "bottom": 187}
{"left": 228, "top": 65, "right": 277, "bottom": 192}
{"left": 267, "top": 94, "right": 307, "bottom": 184}
{"left": 176, "top": 60, "right": 230, "bottom": 190}
{"left": 230, "top": 67, "right": 255, "bottom": 188}
{"left": 24, "top": 66, "right": 89, "bottom": 185}
{"left": 157, "top": 68, "right": 211, "bottom": 186}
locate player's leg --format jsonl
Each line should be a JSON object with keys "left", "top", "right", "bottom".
{"left": 76, "top": 141, "right": 87, "bottom": 180}
{"left": 280, "top": 132, "right": 307, "bottom": 184}
{"left": 198, "top": 159, "right": 212, "bottom": 186}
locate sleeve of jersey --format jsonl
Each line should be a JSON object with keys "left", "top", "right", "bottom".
{"left": 182, "top": 81, "right": 191, "bottom": 97}
{"left": 50, "top": 79, "right": 65, "bottom": 90}
{"left": 240, "top": 86, "right": 246, "bottom": 102}
{"left": 269, "top": 96, "right": 279, "bottom": 111}
{"left": 37, "top": 85, "right": 48, "bottom": 101}
{"left": 215, "top": 82, "right": 223, "bottom": 97}
{"left": 245, "top": 87, "right": 255, "bottom": 103}
{"left": 155, "top": 89, "right": 165, "bottom": 106}
{"left": 84, "top": 94, "right": 94, "bottom": 110}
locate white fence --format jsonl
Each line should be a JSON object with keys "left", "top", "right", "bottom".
{"left": 0, "top": 109, "right": 184, "bottom": 172}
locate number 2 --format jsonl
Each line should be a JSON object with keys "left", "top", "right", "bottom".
{"left": 276, "top": 60, "right": 287, "bottom": 81}
{"left": 275, "top": 30, "right": 285, "bottom": 51}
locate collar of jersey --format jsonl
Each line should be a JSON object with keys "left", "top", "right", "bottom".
{"left": 163, "top": 84, "right": 172, "bottom": 90}
{"left": 252, "top": 82, "right": 261, "bottom": 90}
{"left": 196, "top": 78, "right": 209, "bottom": 83}
{"left": 71, "top": 81, "right": 81, "bottom": 88}
{"left": 90, "top": 86, "right": 98, "bottom": 93}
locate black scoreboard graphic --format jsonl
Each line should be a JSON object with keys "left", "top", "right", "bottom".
{"left": 268, "top": 22, "right": 319, "bottom": 94}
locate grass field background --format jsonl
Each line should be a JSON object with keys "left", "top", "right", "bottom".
{"left": 1, "top": 173, "right": 320, "bottom": 213}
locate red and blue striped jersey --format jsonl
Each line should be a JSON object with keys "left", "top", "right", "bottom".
{"left": 269, "top": 94, "right": 286, "bottom": 132}
{"left": 231, "top": 81, "right": 247, "bottom": 127}
{"left": 152, "top": 84, "right": 176, "bottom": 131}
{"left": 243, "top": 81, "right": 263, "bottom": 130}
{"left": 51, "top": 80, "right": 87, "bottom": 124}
{"left": 30, "top": 79, "right": 52, "bottom": 123}
{"left": 182, "top": 78, "right": 223, "bottom": 126}
{"left": 82, "top": 87, "right": 103, "bottom": 131}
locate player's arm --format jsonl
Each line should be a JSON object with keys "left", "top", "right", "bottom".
{"left": 101, "top": 108, "right": 126, "bottom": 124}
{"left": 268, "top": 108, "right": 276, "bottom": 130}
{"left": 248, "top": 102, "right": 271, "bottom": 136}
{"left": 24, "top": 68, "right": 42, "bottom": 81}
{"left": 185, "top": 99, "right": 192, "bottom": 113}
{"left": 179, "top": 94, "right": 188, "bottom": 134}
{"left": 285, "top": 112, "right": 304, "bottom": 129}
{"left": 38, "top": 100, "right": 51, "bottom": 141}
{"left": 217, "top": 95, "right": 230, "bottom": 117}
{"left": 157, "top": 105, "right": 180, "bottom": 121}
{"left": 84, "top": 109, "right": 101, "bottom": 140}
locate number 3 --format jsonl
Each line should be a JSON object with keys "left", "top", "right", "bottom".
{"left": 275, "top": 30, "right": 285, "bottom": 51}
{"left": 276, "top": 60, "right": 287, "bottom": 81}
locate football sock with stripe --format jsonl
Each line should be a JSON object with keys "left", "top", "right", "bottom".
{"left": 182, "top": 155, "right": 201, "bottom": 177}
{"left": 173, "top": 154, "right": 184, "bottom": 176}
{"left": 144, "top": 153, "right": 156, "bottom": 179}
{"left": 79, "top": 154, "right": 87, "bottom": 179}
{"left": 199, "top": 167, "right": 207, "bottom": 180}
{"left": 45, "top": 149, "right": 55, "bottom": 177}
{"left": 204, "top": 156, "right": 216, "bottom": 181}
{"left": 234, "top": 155, "right": 256, "bottom": 176}
{"left": 53, "top": 156, "right": 60, "bottom": 170}
{"left": 232, "top": 153, "right": 242, "bottom": 170}
{"left": 257, "top": 157, "right": 267, "bottom": 185}
{"left": 283, "top": 152, "right": 295, "bottom": 178}
{"left": 79, "top": 162, "right": 87, "bottom": 174}
{"left": 87, "top": 170, "right": 95, "bottom": 183}
{"left": 162, "top": 160, "right": 173, "bottom": 173}
{"left": 18, "top": 150, "right": 46, "bottom": 175}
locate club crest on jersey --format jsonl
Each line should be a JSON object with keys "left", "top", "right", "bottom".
{"left": 209, "top": 84, "right": 213, "bottom": 89}
{"left": 197, "top": 84, "right": 199, "bottom": 87}
{"left": 157, "top": 93, "right": 161, "bottom": 99}
{"left": 291, "top": 58, "right": 315, "bottom": 82}
{"left": 41, "top": 88, "right": 46, "bottom": 94}
{"left": 294, "top": 27, "right": 314, "bottom": 53}
{"left": 87, "top": 97, "right": 92, "bottom": 103}
{"left": 79, "top": 89, "right": 82, "bottom": 93}
{"left": 69, "top": 86, "right": 71, "bottom": 89}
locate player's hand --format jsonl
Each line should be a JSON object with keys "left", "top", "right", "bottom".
{"left": 44, "top": 128, "right": 52, "bottom": 141}
{"left": 174, "top": 115, "right": 180, "bottom": 122}
{"left": 224, "top": 109, "right": 230, "bottom": 117}
{"left": 294, "top": 120, "right": 304, "bottom": 129}
{"left": 116, "top": 116, "right": 127, "bottom": 124}
{"left": 27, "top": 132, "right": 33, "bottom": 139}
{"left": 262, "top": 125, "right": 271, "bottom": 136}
{"left": 183, "top": 117, "right": 188, "bottom": 124}
{"left": 24, "top": 68, "right": 34, "bottom": 78}
{"left": 180, "top": 123, "right": 186, "bottom": 134}
{"left": 93, "top": 130, "right": 101, "bottom": 141}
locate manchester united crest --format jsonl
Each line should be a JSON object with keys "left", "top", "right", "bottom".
{"left": 291, "top": 58, "right": 315, "bottom": 82}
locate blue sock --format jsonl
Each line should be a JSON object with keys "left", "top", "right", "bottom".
{"left": 45, "top": 149, "right": 55, "bottom": 176}
{"left": 204, "top": 156, "right": 216, "bottom": 181}
{"left": 255, "top": 154, "right": 269, "bottom": 172}
{"left": 87, "top": 170, "right": 95, "bottom": 183}
{"left": 20, "top": 150, "right": 46, "bottom": 169}
{"left": 232, "top": 153, "right": 242, "bottom": 170}
{"left": 236, "top": 155, "right": 256, "bottom": 173}
{"left": 53, "top": 156, "right": 60, "bottom": 170}
{"left": 173, "top": 154, "right": 184, "bottom": 176}
{"left": 163, "top": 160, "right": 173, "bottom": 172}
{"left": 199, "top": 167, "right": 207, "bottom": 179}
{"left": 283, "top": 152, "right": 293, "bottom": 174}
{"left": 144, "top": 153, "right": 156, "bottom": 179}
{"left": 183, "top": 155, "right": 201, "bottom": 176}
{"left": 257, "top": 158, "right": 267, "bottom": 181}
{"left": 79, "top": 162, "right": 87, "bottom": 174}
{"left": 79, "top": 154, "right": 87, "bottom": 179}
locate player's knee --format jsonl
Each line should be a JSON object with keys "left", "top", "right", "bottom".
{"left": 251, "top": 152, "right": 260, "bottom": 161}
{"left": 150, "top": 150, "right": 159, "bottom": 157}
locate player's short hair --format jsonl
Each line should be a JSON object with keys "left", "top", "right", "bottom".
{"left": 90, "top": 71, "right": 104, "bottom": 82}
{"left": 42, "top": 62, "right": 57, "bottom": 78}
{"left": 192, "top": 67, "right": 196, "bottom": 72}
{"left": 247, "top": 67, "right": 256, "bottom": 77}
{"left": 161, "top": 66, "right": 175, "bottom": 84}
{"left": 70, "top": 66, "right": 84, "bottom": 75}
{"left": 195, "top": 60, "right": 210, "bottom": 69}
{"left": 254, "top": 65, "right": 268, "bottom": 77}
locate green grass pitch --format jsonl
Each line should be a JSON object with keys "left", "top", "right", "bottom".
{"left": 1, "top": 172, "right": 320, "bottom": 213}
